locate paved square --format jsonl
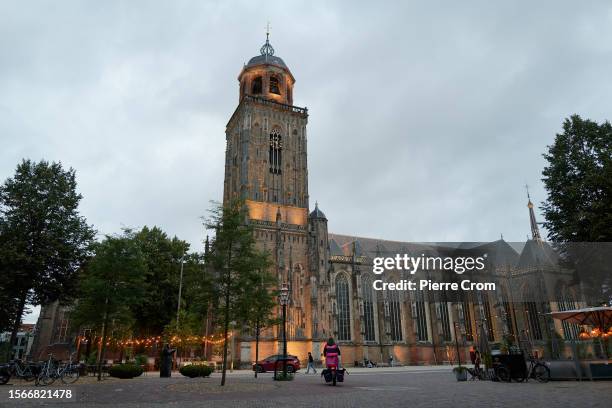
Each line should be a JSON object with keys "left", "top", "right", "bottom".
{"left": 2, "top": 366, "right": 611, "bottom": 407}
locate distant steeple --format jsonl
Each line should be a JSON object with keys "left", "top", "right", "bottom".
{"left": 526, "top": 185, "right": 542, "bottom": 242}
{"left": 260, "top": 22, "right": 275, "bottom": 57}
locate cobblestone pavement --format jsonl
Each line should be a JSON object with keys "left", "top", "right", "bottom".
{"left": 1, "top": 367, "right": 611, "bottom": 408}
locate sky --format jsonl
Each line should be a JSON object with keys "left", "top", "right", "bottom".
{"left": 2, "top": 1, "right": 612, "bottom": 322}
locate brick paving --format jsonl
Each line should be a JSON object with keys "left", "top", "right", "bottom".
{"left": 1, "top": 367, "right": 611, "bottom": 407}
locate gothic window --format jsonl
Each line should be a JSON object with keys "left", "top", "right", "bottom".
{"left": 557, "top": 287, "right": 579, "bottom": 340}
{"left": 252, "top": 76, "right": 262, "bottom": 94}
{"left": 502, "top": 289, "right": 515, "bottom": 336}
{"left": 362, "top": 275, "right": 376, "bottom": 342}
{"left": 389, "top": 290, "right": 403, "bottom": 342}
{"left": 414, "top": 291, "right": 428, "bottom": 342}
{"left": 438, "top": 301, "right": 452, "bottom": 342}
{"left": 481, "top": 294, "right": 495, "bottom": 341}
{"left": 269, "top": 128, "right": 282, "bottom": 174}
{"left": 336, "top": 275, "right": 351, "bottom": 341}
{"left": 269, "top": 75, "right": 280, "bottom": 94}
{"left": 525, "top": 301, "right": 542, "bottom": 340}
{"left": 462, "top": 294, "right": 474, "bottom": 341}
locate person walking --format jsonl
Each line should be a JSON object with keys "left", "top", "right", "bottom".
{"left": 305, "top": 351, "right": 317, "bottom": 374}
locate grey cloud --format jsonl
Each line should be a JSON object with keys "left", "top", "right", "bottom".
{"left": 2, "top": 0, "right": 611, "bottom": 261}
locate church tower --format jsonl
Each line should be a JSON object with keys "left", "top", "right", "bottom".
{"left": 224, "top": 31, "right": 314, "bottom": 362}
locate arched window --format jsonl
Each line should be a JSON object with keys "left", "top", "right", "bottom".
{"left": 269, "top": 75, "right": 280, "bottom": 94}
{"left": 269, "top": 128, "right": 282, "bottom": 174}
{"left": 336, "top": 275, "right": 351, "bottom": 341}
{"left": 362, "top": 275, "right": 376, "bottom": 342}
{"left": 438, "top": 292, "right": 452, "bottom": 342}
{"left": 502, "top": 288, "right": 515, "bottom": 336}
{"left": 524, "top": 287, "right": 542, "bottom": 340}
{"left": 480, "top": 293, "right": 495, "bottom": 341}
{"left": 461, "top": 293, "right": 474, "bottom": 342}
{"left": 413, "top": 290, "right": 428, "bottom": 341}
{"left": 557, "top": 286, "right": 580, "bottom": 340}
{"left": 252, "top": 76, "right": 262, "bottom": 94}
{"left": 388, "top": 290, "right": 403, "bottom": 342}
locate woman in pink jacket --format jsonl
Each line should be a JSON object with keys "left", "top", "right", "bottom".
{"left": 323, "top": 337, "right": 341, "bottom": 368}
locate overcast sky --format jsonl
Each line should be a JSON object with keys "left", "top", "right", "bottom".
{"left": 2, "top": 1, "right": 612, "bottom": 320}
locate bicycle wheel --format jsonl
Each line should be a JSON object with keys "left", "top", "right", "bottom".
{"left": 513, "top": 368, "right": 526, "bottom": 383}
{"left": 38, "top": 372, "right": 56, "bottom": 386}
{"left": 496, "top": 366, "right": 511, "bottom": 382}
{"left": 61, "top": 368, "right": 80, "bottom": 384}
{"left": 533, "top": 363, "right": 550, "bottom": 383}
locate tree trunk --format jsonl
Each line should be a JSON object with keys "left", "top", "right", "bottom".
{"left": 220, "top": 243, "right": 232, "bottom": 386}
{"left": 254, "top": 318, "right": 260, "bottom": 378}
{"left": 97, "top": 296, "right": 109, "bottom": 381}
{"left": 8, "top": 289, "right": 28, "bottom": 360}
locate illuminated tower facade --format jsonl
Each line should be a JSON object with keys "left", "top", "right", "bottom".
{"left": 224, "top": 32, "right": 326, "bottom": 362}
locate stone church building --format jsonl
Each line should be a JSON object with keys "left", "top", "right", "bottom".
{"left": 30, "top": 33, "right": 583, "bottom": 367}
{"left": 222, "top": 35, "right": 582, "bottom": 368}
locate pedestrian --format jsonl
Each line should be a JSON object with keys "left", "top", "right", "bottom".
{"left": 388, "top": 355, "right": 394, "bottom": 367}
{"left": 306, "top": 351, "right": 316, "bottom": 374}
{"left": 473, "top": 347, "right": 482, "bottom": 376}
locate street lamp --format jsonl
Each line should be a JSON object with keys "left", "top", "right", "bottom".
{"left": 279, "top": 283, "right": 290, "bottom": 377}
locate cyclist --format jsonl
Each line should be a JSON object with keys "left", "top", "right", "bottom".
{"left": 323, "top": 337, "right": 341, "bottom": 369}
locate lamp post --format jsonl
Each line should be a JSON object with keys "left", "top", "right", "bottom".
{"left": 279, "top": 283, "right": 290, "bottom": 377}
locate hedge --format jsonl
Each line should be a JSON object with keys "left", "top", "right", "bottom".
{"left": 179, "top": 364, "right": 214, "bottom": 378}
{"left": 109, "top": 364, "right": 144, "bottom": 379}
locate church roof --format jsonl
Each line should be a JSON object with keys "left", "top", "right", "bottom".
{"left": 246, "top": 54, "right": 288, "bottom": 70}
{"left": 517, "top": 239, "right": 559, "bottom": 269}
{"left": 329, "top": 239, "right": 344, "bottom": 256}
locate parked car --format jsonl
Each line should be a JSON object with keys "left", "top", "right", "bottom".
{"left": 253, "top": 354, "right": 300, "bottom": 373}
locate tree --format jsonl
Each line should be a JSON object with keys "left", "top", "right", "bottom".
{"left": 204, "top": 199, "right": 273, "bottom": 386}
{"left": 236, "top": 258, "right": 277, "bottom": 378}
{"left": 71, "top": 234, "right": 146, "bottom": 380}
{"left": 130, "top": 226, "right": 193, "bottom": 336}
{"left": 0, "top": 159, "right": 95, "bottom": 354}
{"left": 542, "top": 115, "right": 612, "bottom": 303}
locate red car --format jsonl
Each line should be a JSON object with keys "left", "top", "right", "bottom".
{"left": 253, "top": 354, "right": 300, "bottom": 373}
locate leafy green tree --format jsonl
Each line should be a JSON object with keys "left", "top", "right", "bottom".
{"left": 237, "top": 260, "right": 277, "bottom": 378}
{"left": 542, "top": 115, "right": 612, "bottom": 303}
{"left": 71, "top": 234, "right": 146, "bottom": 380}
{"left": 542, "top": 115, "right": 612, "bottom": 242}
{"left": 130, "top": 226, "right": 192, "bottom": 336}
{"left": 204, "top": 199, "right": 272, "bottom": 386}
{"left": 0, "top": 159, "right": 95, "bottom": 352}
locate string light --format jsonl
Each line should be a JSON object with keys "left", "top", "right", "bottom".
{"left": 76, "top": 333, "right": 233, "bottom": 347}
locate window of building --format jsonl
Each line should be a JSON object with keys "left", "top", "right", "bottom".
{"left": 481, "top": 294, "right": 495, "bottom": 341}
{"left": 362, "top": 275, "right": 376, "bottom": 342}
{"left": 557, "top": 287, "right": 579, "bottom": 340}
{"left": 462, "top": 294, "right": 474, "bottom": 342}
{"left": 438, "top": 302, "right": 452, "bottom": 342}
{"left": 252, "top": 76, "right": 262, "bottom": 94}
{"left": 269, "top": 128, "right": 282, "bottom": 174}
{"left": 414, "top": 291, "right": 428, "bottom": 342}
{"left": 269, "top": 76, "right": 280, "bottom": 94}
{"left": 525, "top": 300, "right": 543, "bottom": 340}
{"left": 389, "top": 290, "right": 403, "bottom": 342}
{"left": 336, "top": 275, "right": 351, "bottom": 341}
{"left": 502, "top": 289, "right": 515, "bottom": 336}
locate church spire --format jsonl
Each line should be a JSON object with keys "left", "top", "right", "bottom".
{"left": 260, "top": 22, "right": 275, "bottom": 57}
{"left": 526, "top": 185, "right": 542, "bottom": 242}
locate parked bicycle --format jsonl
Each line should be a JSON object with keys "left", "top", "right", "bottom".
{"left": 37, "top": 353, "right": 80, "bottom": 386}
{"left": 513, "top": 355, "right": 550, "bottom": 383}
{"left": 0, "top": 359, "right": 41, "bottom": 385}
